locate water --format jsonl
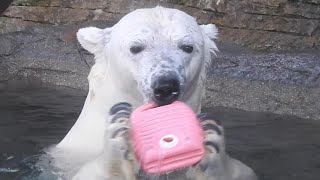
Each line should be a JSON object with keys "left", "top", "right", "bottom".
{"left": 0, "top": 79, "right": 319, "bottom": 180}
{"left": 0, "top": 79, "right": 86, "bottom": 180}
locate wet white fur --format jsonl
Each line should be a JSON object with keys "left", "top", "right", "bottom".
{"left": 48, "top": 6, "right": 256, "bottom": 180}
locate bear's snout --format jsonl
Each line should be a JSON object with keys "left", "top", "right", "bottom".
{"left": 152, "top": 74, "right": 180, "bottom": 106}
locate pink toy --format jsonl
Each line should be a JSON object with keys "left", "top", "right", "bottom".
{"left": 130, "top": 101, "right": 205, "bottom": 174}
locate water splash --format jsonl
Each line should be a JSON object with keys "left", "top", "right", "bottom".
{"left": 0, "top": 167, "right": 19, "bottom": 173}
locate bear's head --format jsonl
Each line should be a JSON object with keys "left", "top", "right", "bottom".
{"left": 77, "top": 6, "right": 218, "bottom": 107}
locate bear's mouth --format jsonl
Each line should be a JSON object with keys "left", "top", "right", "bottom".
{"left": 153, "top": 88, "right": 180, "bottom": 106}
{"left": 151, "top": 76, "right": 181, "bottom": 106}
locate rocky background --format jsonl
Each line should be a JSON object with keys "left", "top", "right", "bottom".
{"left": 0, "top": 0, "right": 319, "bottom": 120}
{"left": 1, "top": 0, "right": 320, "bottom": 50}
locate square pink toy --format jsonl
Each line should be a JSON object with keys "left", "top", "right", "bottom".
{"left": 130, "top": 101, "right": 205, "bottom": 174}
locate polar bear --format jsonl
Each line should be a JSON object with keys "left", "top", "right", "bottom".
{"left": 48, "top": 6, "right": 257, "bottom": 180}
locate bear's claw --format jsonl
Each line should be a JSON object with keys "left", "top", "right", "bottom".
{"left": 109, "top": 102, "right": 132, "bottom": 115}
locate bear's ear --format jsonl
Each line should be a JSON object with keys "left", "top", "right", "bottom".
{"left": 77, "top": 27, "right": 112, "bottom": 54}
{"left": 200, "top": 24, "right": 219, "bottom": 56}
{"left": 200, "top": 24, "right": 218, "bottom": 41}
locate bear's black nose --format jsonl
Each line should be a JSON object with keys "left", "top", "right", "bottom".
{"left": 152, "top": 75, "right": 180, "bottom": 106}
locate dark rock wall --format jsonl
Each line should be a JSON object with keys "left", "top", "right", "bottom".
{"left": 1, "top": 0, "right": 320, "bottom": 51}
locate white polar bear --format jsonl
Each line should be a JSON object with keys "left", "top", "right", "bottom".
{"left": 48, "top": 6, "right": 257, "bottom": 180}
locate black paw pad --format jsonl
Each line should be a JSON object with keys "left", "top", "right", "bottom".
{"left": 197, "top": 113, "right": 222, "bottom": 126}
{"left": 111, "top": 127, "right": 129, "bottom": 139}
{"left": 204, "top": 141, "right": 220, "bottom": 154}
{"left": 110, "top": 111, "right": 131, "bottom": 124}
{"left": 202, "top": 124, "right": 222, "bottom": 135}
{"left": 109, "top": 102, "right": 132, "bottom": 115}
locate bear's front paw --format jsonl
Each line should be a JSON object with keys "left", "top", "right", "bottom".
{"left": 190, "top": 113, "right": 226, "bottom": 179}
{"left": 103, "top": 102, "right": 137, "bottom": 180}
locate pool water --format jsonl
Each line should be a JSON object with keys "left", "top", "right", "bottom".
{"left": 0, "top": 79, "right": 319, "bottom": 180}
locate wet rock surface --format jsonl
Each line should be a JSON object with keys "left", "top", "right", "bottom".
{"left": 213, "top": 43, "right": 320, "bottom": 88}
{"left": 204, "top": 76, "right": 320, "bottom": 120}
{"left": 0, "top": 22, "right": 112, "bottom": 89}
{"left": 0, "top": 23, "right": 319, "bottom": 120}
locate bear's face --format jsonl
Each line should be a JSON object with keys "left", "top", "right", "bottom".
{"left": 77, "top": 7, "right": 218, "bottom": 106}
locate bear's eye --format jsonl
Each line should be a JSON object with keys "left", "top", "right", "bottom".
{"left": 179, "top": 45, "right": 193, "bottom": 54}
{"left": 130, "top": 45, "right": 145, "bottom": 54}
